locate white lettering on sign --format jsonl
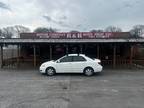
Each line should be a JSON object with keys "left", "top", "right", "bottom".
{"left": 36, "top": 33, "right": 50, "bottom": 38}
{"left": 34, "top": 32, "right": 115, "bottom": 39}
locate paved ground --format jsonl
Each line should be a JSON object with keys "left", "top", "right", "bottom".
{"left": 0, "top": 69, "right": 144, "bottom": 108}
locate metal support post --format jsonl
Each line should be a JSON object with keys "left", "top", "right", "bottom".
{"left": 113, "top": 44, "right": 116, "bottom": 68}
{"left": 97, "top": 44, "right": 100, "bottom": 58}
{"left": 33, "top": 45, "right": 36, "bottom": 67}
{"left": 49, "top": 45, "right": 52, "bottom": 60}
{"left": 0, "top": 45, "right": 3, "bottom": 68}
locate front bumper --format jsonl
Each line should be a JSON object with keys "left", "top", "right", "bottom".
{"left": 39, "top": 67, "right": 46, "bottom": 74}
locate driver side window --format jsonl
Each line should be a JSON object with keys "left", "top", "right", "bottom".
{"left": 59, "top": 56, "right": 72, "bottom": 63}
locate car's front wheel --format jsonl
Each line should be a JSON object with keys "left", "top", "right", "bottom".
{"left": 46, "top": 67, "right": 56, "bottom": 76}
{"left": 83, "top": 67, "right": 94, "bottom": 76}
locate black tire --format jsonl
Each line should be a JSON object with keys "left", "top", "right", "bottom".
{"left": 83, "top": 67, "right": 94, "bottom": 76}
{"left": 46, "top": 67, "right": 56, "bottom": 76}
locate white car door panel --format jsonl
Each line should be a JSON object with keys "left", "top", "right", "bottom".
{"left": 55, "top": 56, "right": 73, "bottom": 73}
{"left": 56, "top": 62, "right": 72, "bottom": 73}
{"left": 71, "top": 56, "right": 87, "bottom": 73}
{"left": 71, "top": 62, "right": 87, "bottom": 73}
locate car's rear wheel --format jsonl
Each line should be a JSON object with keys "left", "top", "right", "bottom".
{"left": 83, "top": 67, "right": 94, "bottom": 76}
{"left": 46, "top": 67, "right": 56, "bottom": 76}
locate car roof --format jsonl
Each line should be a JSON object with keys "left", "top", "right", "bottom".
{"left": 67, "top": 54, "right": 85, "bottom": 56}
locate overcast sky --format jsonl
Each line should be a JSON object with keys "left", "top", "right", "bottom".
{"left": 0, "top": 0, "right": 144, "bottom": 31}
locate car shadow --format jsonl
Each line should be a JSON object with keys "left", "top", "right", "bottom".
{"left": 41, "top": 72, "right": 103, "bottom": 77}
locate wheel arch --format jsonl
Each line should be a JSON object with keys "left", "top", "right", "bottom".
{"left": 83, "top": 66, "right": 94, "bottom": 72}
{"left": 45, "top": 66, "right": 56, "bottom": 73}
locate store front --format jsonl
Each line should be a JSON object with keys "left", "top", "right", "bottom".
{"left": 0, "top": 32, "right": 144, "bottom": 68}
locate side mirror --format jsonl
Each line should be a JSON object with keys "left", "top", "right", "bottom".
{"left": 56, "top": 60, "right": 60, "bottom": 63}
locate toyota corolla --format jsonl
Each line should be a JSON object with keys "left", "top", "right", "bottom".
{"left": 39, "top": 54, "right": 103, "bottom": 76}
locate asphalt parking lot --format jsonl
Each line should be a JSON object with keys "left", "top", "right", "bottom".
{"left": 0, "top": 69, "right": 144, "bottom": 108}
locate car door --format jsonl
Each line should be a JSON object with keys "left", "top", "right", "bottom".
{"left": 71, "top": 56, "right": 87, "bottom": 73}
{"left": 56, "top": 56, "right": 73, "bottom": 73}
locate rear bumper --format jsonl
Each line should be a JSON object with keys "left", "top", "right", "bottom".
{"left": 94, "top": 65, "right": 103, "bottom": 72}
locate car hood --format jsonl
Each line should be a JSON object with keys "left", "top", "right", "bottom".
{"left": 44, "top": 60, "right": 54, "bottom": 64}
{"left": 42, "top": 60, "right": 55, "bottom": 65}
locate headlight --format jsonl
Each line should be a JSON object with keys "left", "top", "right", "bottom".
{"left": 41, "top": 64, "right": 46, "bottom": 67}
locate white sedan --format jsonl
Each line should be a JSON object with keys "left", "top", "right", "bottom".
{"left": 39, "top": 54, "right": 103, "bottom": 76}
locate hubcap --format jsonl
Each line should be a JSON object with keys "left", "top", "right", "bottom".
{"left": 85, "top": 69, "right": 93, "bottom": 76}
{"left": 47, "top": 68, "right": 54, "bottom": 75}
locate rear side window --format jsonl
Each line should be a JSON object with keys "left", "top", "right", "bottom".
{"left": 72, "top": 56, "right": 86, "bottom": 62}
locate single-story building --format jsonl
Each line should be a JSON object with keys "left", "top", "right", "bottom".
{"left": 0, "top": 32, "right": 144, "bottom": 68}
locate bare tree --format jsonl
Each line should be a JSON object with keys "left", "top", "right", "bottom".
{"left": 34, "top": 27, "right": 57, "bottom": 33}
{"left": 70, "top": 30, "right": 79, "bottom": 33}
{"left": 2, "top": 27, "right": 13, "bottom": 38}
{"left": 1, "top": 25, "right": 30, "bottom": 38}
{"left": 13, "top": 25, "right": 30, "bottom": 38}
{"left": 105, "top": 26, "right": 122, "bottom": 32}
{"left": 90, "top": 29, "right": 103, "bottom": 32}
{"left": 130, "top": 25, "right": 144, "bottom": 38}
{"left": 0, "top": 29, "right": 3, "bottom": 38}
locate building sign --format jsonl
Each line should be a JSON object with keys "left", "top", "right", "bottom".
{"left": 20, "top": 32, "right": 131, "bottom": 39}
{"left": 36, "top": 32, "right": 113, "bottom": 39}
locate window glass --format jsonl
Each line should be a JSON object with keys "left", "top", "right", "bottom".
{"left": 60, "top": 56, "right": 72, "bottom": 62}
{"left": 73, "top": 56, "right": 86, "bottom": 62}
